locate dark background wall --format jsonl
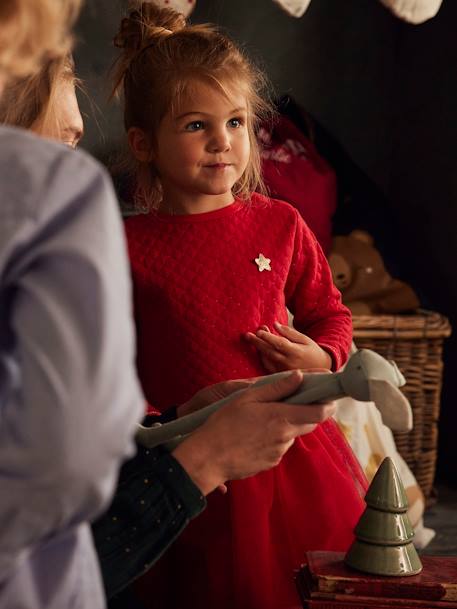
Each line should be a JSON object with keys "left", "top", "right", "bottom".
{"left": 75, "top": 0, "right": 457, "bottom": 483}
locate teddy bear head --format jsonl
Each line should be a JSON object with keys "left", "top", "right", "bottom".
{"left": 328, "top": 230, "right": 419, "bottom": 315}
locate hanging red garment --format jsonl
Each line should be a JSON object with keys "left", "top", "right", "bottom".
{"left": 259, "top": 115, "right": 337, "bottom": 255}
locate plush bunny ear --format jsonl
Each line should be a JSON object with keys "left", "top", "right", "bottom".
{"left": 149, "top": 0, "right": 196, "bottom": 18}
{"left": 272, "top": 0, "right": 313, "bottom": 18}
{"left": 379, "top": 0, "right": 443, "bottom": 24}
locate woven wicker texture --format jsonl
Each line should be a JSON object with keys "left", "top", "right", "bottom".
{"left": 353, "top": 310, "right": 451, "bottom": 503}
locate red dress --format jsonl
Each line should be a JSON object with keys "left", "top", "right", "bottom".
{"left": 125, "top": 195, "right": 367, "bottom": 609}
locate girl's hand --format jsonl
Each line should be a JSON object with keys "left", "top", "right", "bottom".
{"left": 244, "top": 321, "right": 332, "bottom": 373}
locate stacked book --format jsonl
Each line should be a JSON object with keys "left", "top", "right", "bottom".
{"left": 296, "top": 551, "right": 457, "bottom": 609}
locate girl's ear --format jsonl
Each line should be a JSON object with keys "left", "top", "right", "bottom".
{"left": 128, "top": 127, "right": 154, "bottom": 163}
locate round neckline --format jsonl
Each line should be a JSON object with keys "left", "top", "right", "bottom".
{"left": 151, "top": 199, "right": 244, "bottom": 223}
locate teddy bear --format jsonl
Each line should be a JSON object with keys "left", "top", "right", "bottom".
{"left": 328, "top": 230, "right": 420, "bottom": 315}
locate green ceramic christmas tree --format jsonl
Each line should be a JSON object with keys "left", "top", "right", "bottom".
{"left": 345, "top": 456, "right": 423, "bottom": 577}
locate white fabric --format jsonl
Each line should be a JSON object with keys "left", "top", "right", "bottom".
{"left": 151, "top": 0, "right": 196, "bottom": 17}
{"left": 272, "top": 0, "right": 313, "bottom": 18}
{"left": 335, "top": 397, "right": 435, "bottom": 548}
{"left": 148, "top": 0, "right": 442, "bottom": 24}
{"left": 333, "top": 341, "right": 434, "bottom": 548}
{"left": 378, "top": 0, "right": 443, "bottom": 23}
{"left": 272, "top": 0, "right": 442, "bottom": 22}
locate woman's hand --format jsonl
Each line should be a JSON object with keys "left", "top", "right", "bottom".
{"left": 244, "top": 321, "right": 332, "bottom": 373}
{"left": 177, "top": 378, "right": 255, "bottom": 418}
{"left": 172, "top": 370, "right": 337, "bottom": 496}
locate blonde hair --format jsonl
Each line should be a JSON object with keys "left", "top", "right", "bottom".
{"left": 0, "top": 0, "right": 81, "bottom": 81}
{"left": 111, "top": 2, "right": 273, "bottom": 211}
{"left": 0, "top": 55, "right": 76, "bottom": 133}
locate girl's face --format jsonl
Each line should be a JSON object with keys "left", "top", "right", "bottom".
{"left": 152, "top": 79, "right": 251, "bottom": 213}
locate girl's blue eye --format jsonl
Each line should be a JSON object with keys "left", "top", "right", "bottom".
{"left": 185, "top": 121, "right": 203, "bottom": 131}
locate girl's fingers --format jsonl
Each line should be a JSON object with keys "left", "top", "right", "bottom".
{"left": 263, "top": 349, "right": 287, "bottom": 364}
{"left": 260, "top": 355, "right": 278, "bottom": 374}
{"left": 273, "top": 321, "right": 312, "bottom": 344}
{"left": 255, "top": 330, "right": 294, "bottom": 354}
{"left": 244, "top": 332, "right": 270, "bottom": 352}
{"left": 246, "top": 330, "right": 305, "bottom": 372}
{"left": 245, "top": 332, "right": 288, "bottom": 356}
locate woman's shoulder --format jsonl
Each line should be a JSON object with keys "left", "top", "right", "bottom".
{"left": 0, "top": 126, "right": 108, "bottom": 213}
{"left": 0, "top": 125, "right": 102, "bottom": 174}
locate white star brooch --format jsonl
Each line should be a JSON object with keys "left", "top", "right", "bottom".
{"left": 255, "top": 253, "right": 271, "bottom": 272}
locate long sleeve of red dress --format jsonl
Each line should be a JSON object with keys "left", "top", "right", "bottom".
{"left": 284, "top": 204, "right": 352, "bottom": 369}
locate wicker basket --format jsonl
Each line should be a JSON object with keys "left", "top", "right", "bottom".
{"left": 352, "top": 310, "right": 451, "bottom": 504}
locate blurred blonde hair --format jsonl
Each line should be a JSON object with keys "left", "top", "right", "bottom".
{"left": 111, "top": 2, "right": 273, "bottom": 211}
{"left": 0, "top": 55, "right": 77, "bottom": 134}
{"left": 0, "top": 0, "right": 81, "bottom": 81}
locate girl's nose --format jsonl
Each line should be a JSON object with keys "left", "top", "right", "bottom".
{"left": 207, "top": 129, "right": 231, "bottom": 153}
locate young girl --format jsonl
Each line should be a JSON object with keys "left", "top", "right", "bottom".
{"left": 113, "top": 5, "right": 368, "bottom": 609}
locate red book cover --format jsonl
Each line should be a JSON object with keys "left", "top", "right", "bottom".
{"left": 304, "top": 552, "right": 457, "bottom": 603}
{"left": 298, "top": 594, "right": 455, "bottom": 609}
{"left": 296, "top": 566, "right": 457, "bottom": 609}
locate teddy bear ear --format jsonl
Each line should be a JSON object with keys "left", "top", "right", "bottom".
{"left": 350, "top": 230, "right": 374, "bottom": 245}
{"left": 328, "top": 252, "right": 352, "bottom": 290}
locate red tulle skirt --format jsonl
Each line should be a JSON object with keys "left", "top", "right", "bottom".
{"left": 134, "top": 418, "right": 367, "bottom": 609}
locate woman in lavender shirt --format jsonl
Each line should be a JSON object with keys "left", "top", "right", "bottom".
{"left": 0, "top": 1, "right": 146, "bottom": 607}
{"left": 0, "top": 5, "right": 338, "bottom": 607}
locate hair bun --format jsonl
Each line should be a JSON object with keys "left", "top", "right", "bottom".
{"left": 114, "top": 3, "right": 186, "bottom": 51}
